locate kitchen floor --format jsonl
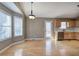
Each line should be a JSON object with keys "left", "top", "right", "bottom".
{"left": 0, "top": 39, "right": 79, "bottom": 56}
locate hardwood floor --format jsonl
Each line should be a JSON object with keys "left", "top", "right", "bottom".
{"left": 0, "top": 39, "right": 79, "bottom": 56}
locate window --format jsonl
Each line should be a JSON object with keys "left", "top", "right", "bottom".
{"left": 14, "top": 16, "right": 23, "bottom": 36}
{"left": 0, "top": 11, "right": 11, "bottom": 41}
{"left": 60, "top": 22, "right": 67, "bottom": 29}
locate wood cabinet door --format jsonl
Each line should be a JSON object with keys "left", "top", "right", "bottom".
{"left": 53, "top": 19, "right": 60, "bottom": 28}
{"left": 71, "top": 32, "right": 75, "bottom": 39}
{"left": 69, "top": 20, "right": 75, "bottom": 28}
{"left": 75, "top": 32, "right": 79, "bottom": 40}
{"left": 76, "top": 20, "right": 79, "bottom": 27}
{"left": 64, "top": 32, "right": 71, "bottom": 39}
{"left": 64, "top": 32, "right": 75, "bottom": 39}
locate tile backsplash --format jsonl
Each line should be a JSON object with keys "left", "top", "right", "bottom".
{"left": 55, "top": 27, "right": 79, "bottom": 32}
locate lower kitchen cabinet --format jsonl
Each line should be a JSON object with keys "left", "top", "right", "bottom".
{"left": 58, "top": 32, "right": 79, "bottom": 41}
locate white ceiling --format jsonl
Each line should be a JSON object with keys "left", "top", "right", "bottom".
{"left": 1, "top": 2, "right": 22, "bottom": 14}
{"left": 20, "top": 2, "right": 79, "bottom": 18}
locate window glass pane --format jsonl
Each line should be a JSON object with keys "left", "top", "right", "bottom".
{"left": 60, "top": 22, "right": 67, "bottom": 29}
{"left": 0, "top": 12, "right": 11, "bottom": 26}
{"left": 14, "top": 16, "right": 23, "bottom": 36}
{"left": 3, "top": 16, "right": 11, "bottom": 26}
{"left": 0, "top": 11, "right": 11, "bottom": 41}
{"left": 0, "top": 27, "right": 11, "bottom": 41}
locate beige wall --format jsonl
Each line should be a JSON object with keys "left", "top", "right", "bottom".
{"left": 26, "top": 18, "right": 52, "bottom": 39}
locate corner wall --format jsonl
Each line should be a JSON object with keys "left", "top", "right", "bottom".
{"left": 26, "top": 18, "right": 52, "bottom": 39}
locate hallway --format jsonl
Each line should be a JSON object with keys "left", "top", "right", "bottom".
{"left": 0, "top": 39, "right": 79, "bottom": 56}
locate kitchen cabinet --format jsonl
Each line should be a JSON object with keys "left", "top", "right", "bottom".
{"left": 53, "top": 19, "right": 76, "bottom": 28}
{"left": 76, "top": 20, "right": 79, "bottom": 27}
{"left": 75, "top": 32, "right": 79, "bottom": 40}
{"left": 53, "top": 19, "right": 60, "bottom": 28}
{"left": 64, "top": 32, "right": 75, "bottom": 39}
{"left": 58, "top": 32, "right": 78, "bottom": 41}
{"left": 68, "top": 19, "right": 76, "bottom": 28}
{"left": 64, "top": 32, "right": 71, "bottom": 39}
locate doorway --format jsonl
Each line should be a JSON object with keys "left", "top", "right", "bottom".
{"left": 45, "top": 21, "right": 52, "bottom": 39}
{"left": 45, "top": 21, "right": 52, "bottom": 55}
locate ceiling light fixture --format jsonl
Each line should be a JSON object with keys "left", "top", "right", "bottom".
{"left": 29, "top": 2, "right": 35, "bottom": 20}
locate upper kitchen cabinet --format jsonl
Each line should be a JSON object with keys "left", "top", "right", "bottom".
{"left": 53, "top": 18, "right": 76, "bottom": 28}
{"left": 76, "top": 18, "right": 79, "bottom": 27}
{"left": 68, "top": 19, "right": 76, "bottom": 28}
{"left": 53, "top": 19, "right": 61, "bottom": 28}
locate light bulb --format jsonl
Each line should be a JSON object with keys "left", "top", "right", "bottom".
{"left": 29, "top": 15, "right": 35, "bottom": 19}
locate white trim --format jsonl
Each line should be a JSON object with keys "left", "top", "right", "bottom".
{"left": 0, "top": 40, "right": 25, "bottom": 54}
{"left": 25, "top": 38, "right": 44, "bottom": 40}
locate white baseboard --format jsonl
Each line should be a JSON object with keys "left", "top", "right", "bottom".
{"left": 0, "top": 40, "right": 25, "bottom": 54}
{"left": 25, "top": 38, "right": 44, "bottom": 40}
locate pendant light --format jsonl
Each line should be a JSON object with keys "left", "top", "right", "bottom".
{"left": 29, "top": 2, "right": 35, "bottom": 19}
